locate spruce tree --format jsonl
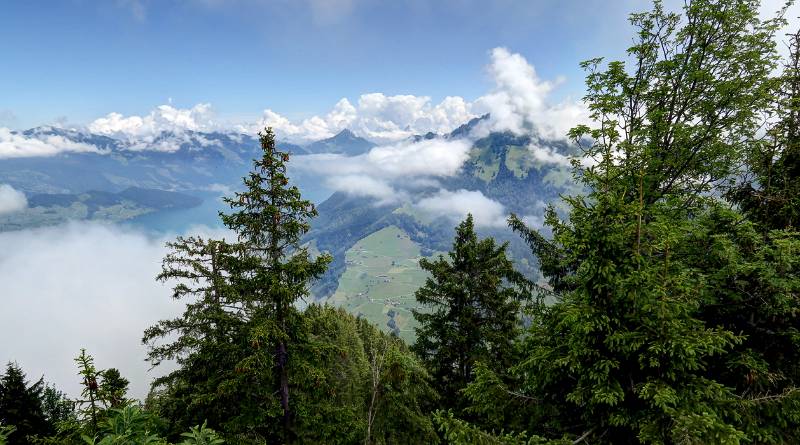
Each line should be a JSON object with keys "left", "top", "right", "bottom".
{"left": 0, "top": 363, "right": 49, "bottom": 444}
{"left": 412, "top": 214, "right": 527, "bottom": 414}
{"left": 143, "top": 236, "right": 250, "bottom": 439}
{"left": 220, "top": 127, "right": 331, "bottom": 441}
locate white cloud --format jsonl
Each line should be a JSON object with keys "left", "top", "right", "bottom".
{"left": 473, "top": 47, "right": 588, "bottom": 140}
{"left": 0, "top": 222, "right": 232, "bottom": 400}
{"left": 76, "top": 48, "right": 581, "bottom": 148}
{"left": 325, "top": 174, "right": 401, "bottom": 204}
{"left": 293, "top": 137, "right": 472, "bottom": 202}
{"left": 0, "top": 128, "right": 101, "bottom": 159}
{"left": 529, "top": 143, "right": 571, "bottom": 167}
{"left": 416, "top": 189, "right": 508, "bottom": 228}
{"left": 0, "top": 184, "right": 27, "bottom": 214}
{"left": 89, "top": 103, "right": 217, "bottom": 143}
{"left": 294, "top": 137, "right": 472, "bottom": 179}
{"left": 248, "top": 94, "right": 475, "bottom": 144}
{"left": 242, "top": 47, "right": 584, "bottom": 144}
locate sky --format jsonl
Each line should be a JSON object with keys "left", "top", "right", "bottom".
{"left": 2, "top": 0, "right": 800, "bottom": 399}
{"left": 0, "top": 0, "right": 658, "bottom": 131}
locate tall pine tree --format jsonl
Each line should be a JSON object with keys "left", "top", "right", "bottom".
{"left": 220, "top": 127, "right": 331, "bottom": 441}
{"left": 412, "top": 214, "right": 527, "bottom": 414}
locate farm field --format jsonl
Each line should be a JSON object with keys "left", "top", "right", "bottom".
{"left": 326, "top": 225, "right": 438, "bottom": 344}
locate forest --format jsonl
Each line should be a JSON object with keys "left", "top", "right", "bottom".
{"left": 2, "top": 0, "right": 800, "bottom": 443}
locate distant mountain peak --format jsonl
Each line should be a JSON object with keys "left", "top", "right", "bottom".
{"left": 449, "top": 113, "right": 490, "bottom": 139}
{"left": 306, "top": 129, "right": 375, "bottom": 156}
{"left": 332, "top": 128, "right": 357, "bottom": 139}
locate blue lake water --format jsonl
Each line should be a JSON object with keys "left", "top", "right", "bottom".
{"left": 125, "top": 181, "right": 332, "bottom": 235}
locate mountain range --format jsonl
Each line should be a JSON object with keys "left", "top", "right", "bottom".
{"left": 0, "top": 119, "right": 578, "bottom": 340}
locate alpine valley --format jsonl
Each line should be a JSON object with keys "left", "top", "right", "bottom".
{"left": 0, "top": 117, "right": 578, "bottom": 341}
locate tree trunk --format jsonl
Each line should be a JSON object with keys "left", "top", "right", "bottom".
{"left": 278, "top": 340, "right": 290, "bottom": 441}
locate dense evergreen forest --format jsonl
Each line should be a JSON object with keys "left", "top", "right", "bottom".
{"left": 3, "top": 0, "right": 800, "bottom": 443}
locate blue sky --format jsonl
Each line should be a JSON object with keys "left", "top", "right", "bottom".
{"left": 0, "top": 0, "right": 653, "bottom": 130}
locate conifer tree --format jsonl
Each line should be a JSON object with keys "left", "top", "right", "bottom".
{"left": 144, "top": 236, "right": 240, "bottom": 366}
{"left": 98, "top": 369, "right": 129, "bottom": 410}
{"left": 412, "top": 214, "right": 527, "bottom": 414}
{"left": 220, "top": 127, "right": 331, "bottom": 441}
{"left": 0, "top": 363, "right": 49, "bottom": 444}
{"left": 74, "top": 350, "right": 101, "bottom": 434}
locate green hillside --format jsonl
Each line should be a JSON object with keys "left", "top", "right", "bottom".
{"left": 325, "top": 225, "right": 441, "bottom": 343}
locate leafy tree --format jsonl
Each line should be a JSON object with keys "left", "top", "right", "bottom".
{"left": 460, "top": 0, "right": 789, "bottom": 443}
{"left": 41, "top": 384, "right": 75, "bottom": 427}
{"left": 290, "top": 305, "right": 437, "bottom": 444}
{"left": 731, "top": 28, "right": 800, "bottom": 230}
{"left": 701, "top": 26, "right": 800, "bottom": 443}
{"left": 219, "top": 127, "right": 331, "bottom": 441}
{"left": 0, "top": 363, "right": 49, "bottom": 444}
{"left": 356, "top": 315, "right": 438, "bottom": 445}
{"left": 412, "top": 214, "right": 527, "bottom": 414}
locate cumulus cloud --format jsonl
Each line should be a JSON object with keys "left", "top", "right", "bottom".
{"left": 473, "top": 48, "right": 588, "bottom": 140}
{"left": 243, "top": 47, "right": 584, "bottom": 144}
{"left": 416, "top": 189, "right": 508, "bottom": 228}
{"left": 0, "top": 222, "right": 232, "bottom": 399}
{"left": 74, "top": 47, "right": 581, "bottom": 150}
{"left": 0, "top": 184, "right": 27, "bottom": 214}
{"left": 0, "top": 128, "right": 101, "bottom": 158}
{"left": 248, "top": 94, "right": 475, "bottom": 144}
{"left": 88, "top": 103, "right": 217, "bottom": 145}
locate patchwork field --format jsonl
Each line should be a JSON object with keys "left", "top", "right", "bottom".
{"left": 326, "top": 225, "right": 438, "bottom": 344}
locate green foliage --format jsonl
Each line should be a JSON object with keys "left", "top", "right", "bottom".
{"left": 99, "top": 369, "right": 130, "bottom": 410}
{"left": 81, "top": 405, "right": 164, "bottom": 445}
{"left": 219, "top": 127, "right": 332, "bottom": 441}
{"left": 75, "top": 349, "right": 102, "bottom": 434}
{"left": 73, "top": 350, "right": 132, "bottom": 437}
{"left": 178, "top": 422, "right": 225, "bottom": 445}
{"left": 731, "top": 28, "right": 800, "bottom": 231}
{"left": 41, "top": 384, "right": 76, "bottom": 427}
{"left": 412, "top": 214, "right": 528, "bottom": 414}
{"left": 461, "top": 0, "right": 799, "bottom": 443}
{"left": 0, "top": 362, "right": 50, "bottom": 444}
{"left": 0, "top": 424, "right": 16, "bottom": 445}
{"left": 433, "top": 411, "right": 563, "bottom": 445}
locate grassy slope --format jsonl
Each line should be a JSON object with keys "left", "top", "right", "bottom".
{"left": 326, "top": 225, "right": 439, "bottom": 344}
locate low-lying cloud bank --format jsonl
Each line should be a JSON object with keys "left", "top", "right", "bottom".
{"left": 0, "top": 184, "right": 27, "bottom": 214}
{"left": 0, "top": 128, "right": 100, "bottom": 159}
{"left": 0, "top": 222, "right": 230, "bottom": 399}
{"left": 417, "top": 189, "right": 508, "bottom": 228}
